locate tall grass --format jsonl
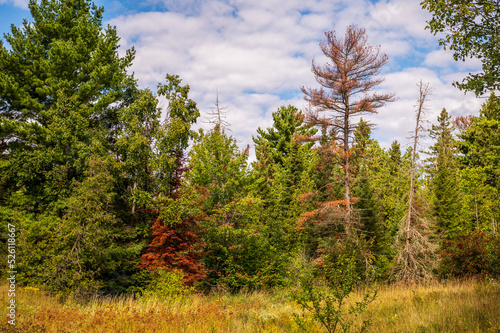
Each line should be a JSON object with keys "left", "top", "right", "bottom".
{"left": 1, "top": 280, "right": 499, "bottom": 332}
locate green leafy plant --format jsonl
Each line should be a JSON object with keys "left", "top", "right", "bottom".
{"left": 292, "top": 255, "right": 377, "bottom": 333}
{"left": 141, "top": 268, "right": 194, "bottom": 300}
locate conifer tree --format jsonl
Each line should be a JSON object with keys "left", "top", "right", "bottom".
{"left": 457, "top": 93, "right": 500, "bottom": 233}
{"left": 254, "top": 105, "right": 315, "bottom": 167}
{"left": 0, "top": 0, "right": 135, "bottom": 211}
{"left": 301, "top": 25, "right": 395, "bottom": 234}
{"left": 428, "top": 108, "right": 461, "bottom": 237}
{"left": 139, "top": 75, "right": 204, "bottom": 285}
{"left": 252, "top": 105, "right": 316, "bottom": 206}
{"left": 459, "top": 93, "right": 500, "bottom": 190}
{"left": 0, "top": 0, "right": 142, "bottom": 294}
{"left": 379, "top": 141, "right": 410, "bottom": 247}
{"left": 187, "top": 124, "right": 249, "bottom": 213}
{"left": 396, "top": 81, "right": 436, "bottom": 282}
{"left": 351, "top": 119, "right": 385, "bottom": 254}
{"left": 252, "top": 105, "right": 316, "bottom": 251}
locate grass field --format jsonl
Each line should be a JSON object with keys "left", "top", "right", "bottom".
{"left": 1, "top": 279, "right": 499, "bottom": 332}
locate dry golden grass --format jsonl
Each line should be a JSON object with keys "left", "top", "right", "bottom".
{"left": 1, "top": 279, "right": 499, "bottom": 332}
{"left": 364, "top": 279, "right": 500, "bottom": 333}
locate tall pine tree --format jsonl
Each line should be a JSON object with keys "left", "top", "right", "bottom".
{"left": 428, "top": 108, "right": 461, "bottom": 238}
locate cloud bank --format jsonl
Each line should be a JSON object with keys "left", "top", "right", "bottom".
{"left": 46, "top": 1, "right": 492, "bottom": 156}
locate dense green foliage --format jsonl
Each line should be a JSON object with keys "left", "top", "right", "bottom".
{"left": 422, "top": 0, "right": 500, "bottom": 95}
{"left": 1, "top": 0, "right": 499, "bottom": 309}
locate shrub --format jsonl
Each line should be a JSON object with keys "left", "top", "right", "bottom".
{"left": 439, "top": 231, "right": 500, "bottom": 279}
{"left": 292, "top": 255, "right": 377, "bottom": 333}
{"left": 202, "top": 222, "right": 288, "bottom": 291}
{"left": 141, "top": 268, "right": 193, "bottom": 299}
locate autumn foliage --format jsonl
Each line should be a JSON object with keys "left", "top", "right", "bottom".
{"left": 439, "top": 231, "right": 500, "bottom": 279}
{"left": 139, "top": 213, "right": 206, "bottom": 285}
{"left": 139, "top": 155, "right": 207, "bottom": 285}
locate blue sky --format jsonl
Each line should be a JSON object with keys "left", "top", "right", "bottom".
{"left": 0, "top": 0, "right": 484, "bottom": 155}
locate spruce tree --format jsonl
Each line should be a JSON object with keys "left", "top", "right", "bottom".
{"left": 428, "top": 108, "right": 461, "bottom": 237}
{"left": 252, "top": 105, "right": 316, "bottom": 251}
{"left": 253, "top": 105, "right": 316, "bottom": 207}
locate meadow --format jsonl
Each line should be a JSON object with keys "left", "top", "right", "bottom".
{"left": 1, "top": 279, "right": 499, "bottom": 333}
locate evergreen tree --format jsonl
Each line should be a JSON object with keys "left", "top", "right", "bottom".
{"left": 0, "top": 0, "right": 144, "bottom": 294}
{"left": 0, "top": 0, "right": 135, "bottom": 212}
{"left": 252, "top": 105, "right": 316, "bottom": 205}
{"left": 253, "top": 105, "right": 315, "bottom": 167}
{"left": 459, "top": 93, "right": 500, "bottom": 190}
{"left": 428, "top": 108, "right": 461, "bottom": 237}
{"left": 187, "top": 125, "right": 249, "bottom": 213}
{"left": 139, "top": 75, "right": 204, "bottom": 285}
{"left": 252, "top": 105, "right": 316, "bottom": 251}
{"left": 351, "top": 119, "right": 385, "bottom": 254}
{"left": 367, "top": 140, "right": 411, "bottom": 270}
{"left": 457, "top": 93, "right": 500, "bottom": 233}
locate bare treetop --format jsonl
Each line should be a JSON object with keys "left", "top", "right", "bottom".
{"left": 205, "top": 90, "right": 231, "bottom": 133}
{"left": 302, "top": 25, "right": 396, "bottom": 134}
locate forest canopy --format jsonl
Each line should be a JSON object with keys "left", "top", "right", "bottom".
{"left": 0, "top": 0, "right": 499, "bottom": 300}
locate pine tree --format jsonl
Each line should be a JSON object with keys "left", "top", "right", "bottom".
{"left": 253, "top": 105, "right": 315, "bottom": 167}
{"left": 0, "top": 0, "right": 143, "bottom": 294}
{"left": 252, "top": 105, "right": 316, "bottom": 207}
{"left": 252, "top": 105, "right": 317, "bottom": 251}
{"left": 187, "top": 125, "right": 249, "bottom": 213}
{"left": 0, "top": 0, "right": 136, "bottom": 212}
{"left": 301, "top": 25, "right": 395, "bottom": 234}
{"left": 428, "top": 108, "right": 461, "bottom": 237}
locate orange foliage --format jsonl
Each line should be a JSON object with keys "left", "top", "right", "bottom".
{"left": 139, "top": 211, "right": 207, "bottom": 285}
{"left": 453, "top": 115, "right": 474, "bottom": 131}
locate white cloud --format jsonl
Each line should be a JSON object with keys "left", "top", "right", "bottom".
{"left": 0, "top": 0, "right": 28, "bottom": 9}
{"left": 423, "top": 49, "right": 455, "bottom": 68}
{"left": 368, "top": 66, "right": 483, "bottom": 150}
{"left": 108, "top": 0, "right": 482, "bottom": 156}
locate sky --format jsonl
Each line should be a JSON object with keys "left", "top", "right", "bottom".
{"left": 0, "top": 0, "right": 486, "bottom": 157}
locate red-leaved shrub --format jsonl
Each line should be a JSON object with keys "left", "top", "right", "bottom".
{"left": 439, "top": 231, "right": 500, "bottom": 279}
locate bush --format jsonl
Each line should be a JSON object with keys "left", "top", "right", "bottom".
{"left": 439, "top": 231, "right": 500, "bottom": 279}
{"left": 292, "top": 255, "right": 377, "bottom": 333}
{"left": 202, "top": 222, "right": 288, "bottom": 291}
{"left": 141, "top": 268, "right": 193, "bottom": 299}
{"left": 201, "top": 197, "right": 290, "bottom": 291}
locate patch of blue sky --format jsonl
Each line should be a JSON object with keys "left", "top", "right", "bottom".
{"left": 277, "top": 90, "right": 302, "bottom": 102}
{"left": 0, "top": 5, "right": 29, "bottom": 38}
{"left": 95, "top": 0, "right": 155, "bottom": 19}
{"left": 298, "top": 9, "right": 312, "bottom": 16}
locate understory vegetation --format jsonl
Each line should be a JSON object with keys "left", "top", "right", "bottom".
{"left": 1, "top": 280, "right": 499, "bottom": 333}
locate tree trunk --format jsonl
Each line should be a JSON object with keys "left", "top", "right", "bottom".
{"left": 344, "top": 102, "right": 351, "bottom": 235}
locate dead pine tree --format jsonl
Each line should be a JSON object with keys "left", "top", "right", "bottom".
{"left": 396, "top": 80, "right": 437, "bottom": 282}
{"left": 301, "top": 25, "right": 396, "bottom": 237}
{"left": 205, "top": 89, "right": 230, "bottom": 133}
